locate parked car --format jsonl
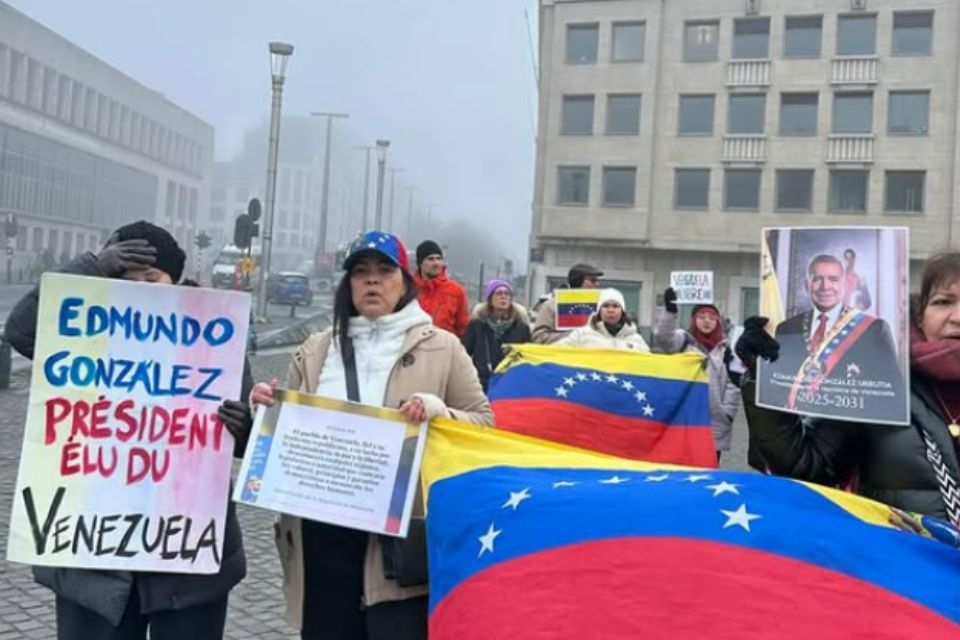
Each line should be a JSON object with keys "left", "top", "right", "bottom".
{"left": 268, "top": 272, "right": 313, "bottom": 306}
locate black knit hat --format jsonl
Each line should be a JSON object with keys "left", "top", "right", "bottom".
{"left": 416, "top": 240, "right": 443, "bottom": 266}
{"left": 113, "top": 221, "right": 185, "bottom": 283}
{"left": 567, "top": 263, "right": 603, "bottom": 288}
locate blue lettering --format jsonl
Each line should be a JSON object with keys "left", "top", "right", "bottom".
{"left": 195, "top": 368, "right": 223, "bottom": 402}
{"left": 43, "top": 351, "right": 71, "bottom": 387}
{"left": 130, "top": 362, "right": 154, "bottom": 394}
{"left": 85, "top": 305, "right": 108, "bottom": 337}
{"left": 94, "top": 358, "right": 114, "bottom": 386}
{"left": 170, "top": 365, "right": 192, "bottom": 396}
{"left": 58, "top": 298, "right": 83, "bottom": 337}
{"left": 203, "top": 318, "right": 234, "bottom": 347}
{"left": 182, "top": 318, "right": 200, "bottom": 347}
{"left": 132, "top": 311, "right": 154, "bottom": 342}
{"left": 110, "top": 307, "right": 132, "bottom": 340}
{"left": 71, "top": 356, "right": 95, "bottom": 386}
{"left": 154, "top": 313, "right": 177, "bottom": 344}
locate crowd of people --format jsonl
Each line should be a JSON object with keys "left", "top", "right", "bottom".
{"left": 5, "top": 223, "right": 960, "bottom": 640}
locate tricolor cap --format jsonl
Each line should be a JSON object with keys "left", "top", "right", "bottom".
{"left": 342, "top": 230, "right": 410, "bottom": 272}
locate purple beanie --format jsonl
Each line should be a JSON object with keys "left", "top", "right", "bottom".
{"left": 484, "top": 279, "right": 513, "bottom": 302}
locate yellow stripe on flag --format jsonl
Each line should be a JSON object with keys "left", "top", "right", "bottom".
{"left": 555, "top": 289, "right": 602, "bottom": 305}
{"left": 495, "top": 344, "right": 708, "bottom": 383}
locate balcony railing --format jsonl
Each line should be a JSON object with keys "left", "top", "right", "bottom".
{"left": 831, "top": 56, "right": 877, "bottom": 85}
{"left": 826, "top": 135, "right": 874, "bottom": 163}
{"left": 727, "top": 59, "right": 770, "bottom": 88}
{"left": 723, "top": 135, "right": 767, "bottom": 162}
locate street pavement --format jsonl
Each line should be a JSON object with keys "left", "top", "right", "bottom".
{"left": 0, "top": 347, "right": 751, "bottom": 638}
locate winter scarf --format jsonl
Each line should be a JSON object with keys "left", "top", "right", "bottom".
{"left": 689, "top": 306, "right": 725, "bottom": 353}
{"left": 910, "top": 323, "right": 960, "bottom": 422}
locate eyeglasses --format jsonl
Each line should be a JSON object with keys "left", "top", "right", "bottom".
{"left": 583, "top": 276, "right": 601, "bottom": 285}
{"left": 492, "top": 289, "right": 511, "bottom": 297}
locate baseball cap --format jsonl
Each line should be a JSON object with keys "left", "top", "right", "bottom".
{"left": 342, "top": 230, "right": 410, "bottom": 272}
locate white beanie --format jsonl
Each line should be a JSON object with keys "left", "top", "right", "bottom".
{"left": 598, "top": 288, "right": 626, "bottom": 308}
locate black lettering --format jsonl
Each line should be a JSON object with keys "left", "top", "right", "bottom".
{"left": 95, "top": 514, "right": 120, "bottom": 556}
{"left": 51, "top": 516, "right": 71, "bottom": 553}
{"left": 72, "top": 514, "right": 97, "bottom": 554}
{"left": 193, "top": 519, "right": 221, "bottom": 566}
{"left": 115, "top": 514, "right": 141, "bottom": 558}
{"left": 179, "top": 517, "right": 196, "bottom": 561}
{"left": 161, "top": 516, "right": 184, "bottom": 559}
{"left": 141, "top": 516, "right": 165, "bottom": 553}
{"left": 22, "top": 486, "right": 65, "bottom": 554}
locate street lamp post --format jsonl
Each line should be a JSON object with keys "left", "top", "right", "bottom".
{"left": 405, "top": 187, "right": 418, "bottom": 240}
{"left": 373, "top": 139, "right": 390, "bottom": 230}
{"left": 310, "top": 111, "right": 349, "bottom": 256}
{"left": 386, "top": 167, "right": 404, "bottom": 232}
{"left": 354, "top": 145, "right": 375, "bottom": 231}
{"left": 256, "top": 41, "right": 294, "bottom": 323}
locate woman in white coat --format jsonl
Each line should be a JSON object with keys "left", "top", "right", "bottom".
{"left": 559, "top": 288, "right": 649, "bottom": 351}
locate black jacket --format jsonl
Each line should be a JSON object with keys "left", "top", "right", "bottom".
{"left": 462, "top": 310, "right": 531, "bottom": 391}
{"left": 743, "top": 373, "right": 959, "bottom": 520}
{"left": 4, "top": 253, "right": 250, "bottom": 625}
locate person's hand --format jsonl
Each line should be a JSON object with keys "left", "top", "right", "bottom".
{"left": 96, "top": 239, "right": 156, "bottom": 277}
{"left": 217, "top": 400, "right": 253, "bottom": 449}
{"left": 251, "top": 379, "right": 278, "bottom": 407}
{"left": 735, "top": 316, "right": 780, "bottom": 374}
{"left": 663, "top": 287, "right": 678, "bottom": 314}
{"left": 399, "top": 393, "right": 448, "bottom": 423}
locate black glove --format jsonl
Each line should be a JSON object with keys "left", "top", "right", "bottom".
{"left": 735, "top": 316, "right": 780, "bottom": 374}
{"left": 218, "top": 399, "right": 253, "bottom": 454}
{"left": 96, "top": 238, "right": 156, "bottom": 278}
{"left": 663, "top": 287, "right": 678, "bottom": 314}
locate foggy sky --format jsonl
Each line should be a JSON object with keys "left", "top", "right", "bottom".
{"left": 9, "top": 0, "right": 538, "bottom": 264}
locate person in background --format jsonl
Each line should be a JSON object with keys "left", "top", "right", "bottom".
{"left": 653, "top": 289, "right": 741, "bottom": 462}
{"left": 463, "top": 279, "right": 532, "bottom": 391}
{"left": 558, "top": 288, "right": 648, "bottom": 351}
{"left": 4, "top": 221, "right": 251, "bottom": 640}
{"left": 413, "top": 239, "right": 469, "bottom": 337}
{"left": 532, "top": 263, "right": 604, "bottom": 344}
{"left": 251, "top": 230, "right": 492, "bottom": 640}
{"left": 736, "top": 252, "right": 960, "bottom": 524}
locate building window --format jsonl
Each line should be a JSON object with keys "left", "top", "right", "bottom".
{"left": 602, "top": 167, "right": 636, "bottom": 206}
{"left": 561, "top": 95, "right": 595, "bottom": 135}
{"left": 728, "top": 94, "right": 766, "bottom": 134}
{"left": 837, "top": 14, "right": 876, "bottom": 56}
{"left": 678, "top": 95, "right": 715, "bottom": 135}
{"left": 57, "top": 74, "right": 70, "bottom": 121}
{"left": 566, "top": 24, "right": 599, "bottom": 64}
{"left": 557, "top": 166, "right": 590, "bottom": 205}
{"left": 888, "top": 91, "right": 929, "bottom": 135}
{"left": 31, "top": 227, "right": 43, "bottom": 252}
{"left": 892, "top": 11, "right": 933, "bottom": 56}
{"left": 606, "top": 94, "right": 641, "bottom": 135}
{"left": 733, "top": 18, "right": 770, "bottom": 59}
{"left": 784, "top": 15, "right": 822, "bottom": 58}
{"left": 884, "top": 171, "right": 925, "bottom": 213}
{"left": 832, "top": 93, "right": 873, "bottom": 134}
{"left": 776, "top": 170, "right": 814, "bottom": 211}
{"left": 829, "top": 170, "right": 869, "bottom": 213}
{"left": 684, "top": 20, "right": 720, "bottom": 62}
{"left": 724, "top": 169, "right": 762, "bottom": 211}
{"left": 779, "top": 93, "right": 818, "bottom": 135}
{"left": 612, "top": 21, "right": 645, "bottom": 62}
{"left": 42, "top": 67, "right": 57, "bottom": 116}
{"left": 674, "top": 169, "right": 710, "bottom": 209}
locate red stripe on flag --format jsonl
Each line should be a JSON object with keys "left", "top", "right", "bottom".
{"left": 430, "top": 538, "right": 959, "bottom": 640}
{"left": 492, "top": 398, "right": 716, "bottom": 467}
{"left": 556, "top": 314, "right": 591, "bottom": 329}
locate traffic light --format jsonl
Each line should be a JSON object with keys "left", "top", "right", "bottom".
{"left": 195, "top": 231, "right": 211, "bottom": 250}
{"left": 233, "top": 214, "right": 252, "bottom": 249}
{"left": 247, "top": 198, "right": 261, "bottom": 240}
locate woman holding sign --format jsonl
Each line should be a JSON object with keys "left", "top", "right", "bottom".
{"left": 250, "top": 230, "right": 492, "bottom": 640}
{"left": 653, "top": 290, "right": 741, "bottom": 462}
{"left": 738, "top": 253, "right": 960, "bottom": 524}
{"left": 4, "top": 221, "right": 253, "bottom": 640}
{"left": 557, "top": 288, "right": 649, "bottom": 351}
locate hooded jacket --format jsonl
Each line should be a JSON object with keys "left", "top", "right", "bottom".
{"left": 414, "top": 268, "right": 470, "bottom": 337}
{"left": 462, "top": 304, "right": 532, "bottom": 391}
{"left": 558, "top": 317, "right": 649, "bottom": 351}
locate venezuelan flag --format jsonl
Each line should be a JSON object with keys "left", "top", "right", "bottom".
{"left": 489, "top": 344, "right": 715, "bottom": 467}
{"left": 423, "top": 420, "right": 960, "bottom": 640}
{"left": 554, "top": 289, "right": 601, "bottom": 329}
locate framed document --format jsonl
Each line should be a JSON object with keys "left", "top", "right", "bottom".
{"left": 234, "top": 390, "right": 427, "bottom": 537}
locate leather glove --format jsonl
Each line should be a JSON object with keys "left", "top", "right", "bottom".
{"left": 218, "top": 399, "right": 253, "bottom": 454}
{"left": 735, "top": 316, "right": 780, "bottom": 374}
{"left": 663, "top": 287, "right": 678, "bottom": 314}
{"left": 96, "top": 238, "right": 156, "bottom": 278}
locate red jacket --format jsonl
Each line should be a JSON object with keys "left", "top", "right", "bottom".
{"left": 415, "top": 269, "right": 470, "bottom": 337}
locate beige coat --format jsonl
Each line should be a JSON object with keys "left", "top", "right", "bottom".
{"left": 558, "top": 318, "right": 650, "bottom": 351}
{"left": 274, "top": 324, "right": 493, "bottom": 630}
{"left": 531, "top": 297, "right": 567, "bottom": 344}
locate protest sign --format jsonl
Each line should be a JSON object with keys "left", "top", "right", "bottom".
{"left": 234, "top": 390, "right": 427, "bottom": 537}
{"left": 7, "top": 274, "right": 250, "bottom": 573}
{"left": 553, "top": 289, "right": 601, "bottom": 331}
{"left": 670, "top": 271, "right": 714, "bottom": 305}
{"left": 757, "top": 227, "right": 910, "bottom": 425}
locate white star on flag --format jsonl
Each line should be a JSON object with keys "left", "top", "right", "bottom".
{"left": 599, "top": 475, "right": 630, "bottom": 485}
{"left": 642, "top": 404, "right": 655, "bottom": 417}
{"left": 685, "top": 474, "right": 711, "bottom": 483}
{"left": 552, "top": 481, "right": 578, "bottom": 488}
{"left": 705, "top": 481, "right": 741, "bottom": 496}
{"left": 591, "top": 372, "right": 602, "bottom": 381}
{"left": 606, "top": 374, "right": 619, "bottom": 384}
{"left": 555, "top": 386, "right": 569, "bottom": 398}
{"left": 621, "top": 380, "right": 634, "bottom": 391}
{"left": 563, "top": 377, "right": 576, "bottom": 387}
{"left": 634, "top": 391, "right": 647, "bottom": 403}
{"left": 478, "top": 523, "right": 502, "bottom": 557}
{"left": 576, "top": 373, "right": 588, "bottom": 382}
{"left": 367, "top": 241, "right": 377, "bottom": 248}
{"left": 721, "top": 504, "right": 762, "bottom": 532}
{"left": 645, "top": 474, "right": 669, "bottom": 482}
{"left": 502, "top": 488, "right": 532, "bottom": 510}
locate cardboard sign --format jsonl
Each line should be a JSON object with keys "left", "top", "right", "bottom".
{"left": 7, "top": 274, "right": 250, "bottom": 573}
{"left": 670, "top": 271, "right": 714, "bottom": 305}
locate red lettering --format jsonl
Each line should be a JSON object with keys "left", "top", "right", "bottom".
{"left": 68, "top": 399, "right": 91, "bottom": 441}
{"left": 168, "top": 408, "right": 189, "bottom": 446}
{"left": 148, "top": 406, "right": 170, "bottom": 442}
{"left": 114, "top": 400, "right": 137, "bottom": 442}
{"left": 211, "top": 413, "right": 224, "bottom": 452}
{"left": 189, "top": 413, "right": 207, "bottom": 450}
{"left": 44, "top": 397, "right": 72, "bottom": 445}
{"left": 152, "top": 449, "right": 171, "bottom": 482}
{"left": 89, "top": 396, "right": 112, "bottom": 439}
{"left": 126, "top": 448, "right": 150, "bottom": 485}
{"left": 60, "top": 441, "right": 81, "bottom": 475}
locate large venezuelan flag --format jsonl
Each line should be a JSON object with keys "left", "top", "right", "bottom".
{"left": 489, "top": 344, "right": 715, "bottom": 467}
{"left": 423, "top": 420, "right": 960, "bottom": 639}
